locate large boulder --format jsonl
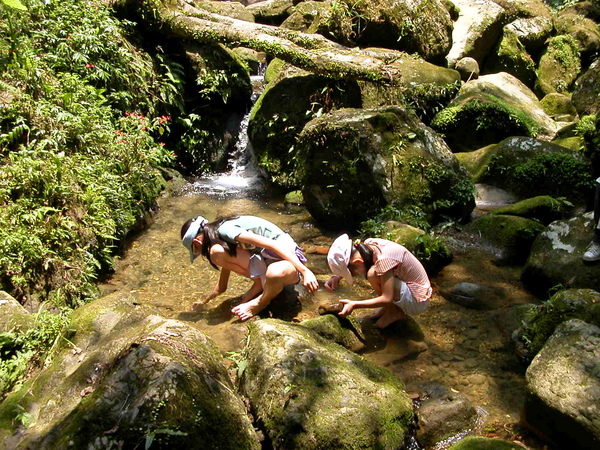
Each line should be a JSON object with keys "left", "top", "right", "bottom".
{"left": 294, "top": 106, "right": 475, "bottom": 230}
{"left": 0, "top": 291, "right": 31, "bottom": 332}
{"left": 555, "top": 4, "right": 600, "bottom": 61}
{"left": 505, "top": 15, "right": 553, "bottom": 53}
{"left": 462, "top": 214, "right": 546, "bottom": 264}
{"left": 514, "top": 288, "right": 600, "bottom": 360}
{"left": 240, "top": 319, "right": 415, "bottom": 449}
{"left": 248, "top": 57, "right": 460, "bottom": 187}
{"left": 0, "top": 293, "right": 260, "bottom": 449}
{"left": 482, "top": 28, "right": 536, "bottom": 88}
{"left": 455, "top": 137, "right": 594, "bottom": 204}
{"left": 524, "top": 319, "right": 600, "bottom": 449}
{"left": 522, "top": 212, "right": 600, "bottom": 296}
{"left": 572, "top": 58, "right": 600, "bottom": 116}
{"left": 431, "top": 73, "right": 559, "bottom": 153}
{"left": 446, "top": 0, "right": 508, "bottom": 68}
{"left": 488, "top": 195, "right": 574, "bottom": 225}
{"left": 535, "top": 35, "right": 582, "bottom": 98}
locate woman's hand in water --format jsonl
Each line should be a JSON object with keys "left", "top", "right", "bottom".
{"left": 338, "top": 299, "right": 356, "bottom": 316}
{"left": 324, "top": 275, "right": 340, "bottom": 292}
{"left": 302, "top": 269, "right": 320, "bottom": 293}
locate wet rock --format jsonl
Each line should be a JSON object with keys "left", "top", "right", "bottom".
{"left": 524, "top": 319, "right": 600, "bottom": 449}
{"left": 441, "top": 281, "right": 508, "bottom": 310}
{"left": 241, "top": 319, "right": 415, "bottom": 449}
{"left": 415, "top": 382, "right": 480, "bottom": 449}
{"left": 0, "top": 293, "right": 261, "bottom": 449}
{"left": 522, "top": 212, "right": 600, "bottom": 296}
{"left": 300, "top": 314, "right": 365, "bottom": 353}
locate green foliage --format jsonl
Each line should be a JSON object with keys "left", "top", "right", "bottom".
{"left": 0, "top": 308, "right": 70, "bottom": 397}
{"left": 0, "top": 0, "right": 179, "bottom": 307}
{"left": 575, "top": 114, "right": 599, "bottom": 175}
{"left": 359, "top": 203, "right": 431, "bottom": 237}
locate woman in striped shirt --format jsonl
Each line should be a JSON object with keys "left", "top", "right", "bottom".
{"left": 325, "top": 234, "right": 432, "bottom": 328}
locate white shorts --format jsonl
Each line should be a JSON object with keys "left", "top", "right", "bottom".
{"left": 393, "top": 279, "right": 430, "bottom": 316}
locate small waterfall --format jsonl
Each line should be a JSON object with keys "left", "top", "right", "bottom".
{"left": 186, "top": 64, "right": 267, "bottom": 197}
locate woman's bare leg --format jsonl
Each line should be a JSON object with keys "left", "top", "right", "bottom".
{"left": 241, "top": 278, "right": 263, "bottom": 302}
{"left": 231, "top": 261, "right": 299, "bottom": 321}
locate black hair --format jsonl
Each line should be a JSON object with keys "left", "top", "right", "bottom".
{"left": 354, "top": 242, "right": 374, "bottom": 275}
{"left": 201, "top": 215, "right": 240, "bottom": 270}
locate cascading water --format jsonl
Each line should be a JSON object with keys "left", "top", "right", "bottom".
{"left": 184, "top": 64, "right": 267, "bottom": 197}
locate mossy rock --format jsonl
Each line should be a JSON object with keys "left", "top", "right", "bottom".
{"left": 534, "top": 35, "right": 581, "bottom": 97}
{"left": 482, "top": 28, "right": 536, "bottom": 89}
{"left": 463, "top": 214, "right": 546, "bottom": 264}
{"left": 194, "top": 0, "right": 255, "bottom": 22}
{"left": 0, "top": 293, "right": 260, "bottom": 449}
{"left": 555, "top": 8, "right": 600, "bottom": 59}
{"left": 241, "top": 319, "right": 414, "bottom": 449}
{"left": 448, "top": 436, "right": 525, "bottom": 449}
{"left": 455, "top": 136, "right": 594, "bottom": 205}
{"left": 505, "top": 16, "right": 554, "bottom": 52}
{"left": 284, "top": 190, "right": 304, "bottom": 205}
{"left": 540, "top": 93, "right": 578, "bottom": 121}
{"left": 572, "top": 59, "right": 600, "bottom": 117}
{"left": 299, "top": 314, "right": 365, "bottom": 352}
{"left": 381, "top": 222, "right": 453, "bottom": 275}
{"left": 489, "top": 195, "right": 573, "bottom": 225}
{"left": 296, "top": 106, "right": 475, "bottom": 230}
{"left": 522, "top": 212, "right": 600, "bottom": 296}
{"left": 517, "top": 288, "right": 600, "bottom": 357}
{"left": 280, "top": 1, "right": 330, "bottom": 33}
{"left": 431, "top": 73, "right": 557, "bottom": 153}
{"left": 0, "top": 291, "right": 32, "bottom": 333}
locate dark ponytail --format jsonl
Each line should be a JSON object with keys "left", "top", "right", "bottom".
{"left": 201, "top": 215, "right": 240, "bottom": 269}
{"left": 355, "top": 242, "right": 374, "bottom": 274}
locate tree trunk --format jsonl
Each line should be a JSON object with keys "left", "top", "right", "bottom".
{"left": 117, "top": 0, "right": 408, "bottom": 84}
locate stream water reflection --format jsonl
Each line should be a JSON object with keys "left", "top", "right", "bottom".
{"left": 99, "top": 183, "right": 541, "bottom": 448}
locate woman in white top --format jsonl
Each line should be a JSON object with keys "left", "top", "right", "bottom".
{"left": 181, "top": 215, "right": 318, "bottom": 321}
{"left": 325, "top": 234, "right": 432, "bottom": 328}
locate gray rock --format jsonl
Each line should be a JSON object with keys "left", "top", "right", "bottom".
{"left": 525, "top": 319, "right": 600, "bottom": 448}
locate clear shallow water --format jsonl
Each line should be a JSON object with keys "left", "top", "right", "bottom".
{"left": 99, "top": 181, "right": 542, "bottom": 448}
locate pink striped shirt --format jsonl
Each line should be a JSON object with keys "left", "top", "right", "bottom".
{"left": 364, "top": 238, "right": 432, "bottom": 302}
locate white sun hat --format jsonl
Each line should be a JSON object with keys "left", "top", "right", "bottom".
{"left": 327, "top": 233, "right": 353, "bottom": 285}
{"left": 182, "top": 216, "right": 208, "bottom": 263}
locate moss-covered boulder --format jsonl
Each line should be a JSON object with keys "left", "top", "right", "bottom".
{"left": 534, "top": 35, "right": 582, "bottom": 98}
{"left": 246, "top": 0, "right": 296, "bottom": 25}
{"left": 431, "top": 73, "right": 558, "bottom": 153}
{"left": 489, "top": 195, "right": 574, "bottom": 225}
{"left": 515, "top": 288, "right": 600, "bottom": 359}
{"left": 455, "top": 136, "right": 594, "bottom": 204}
{"left": 572, "top": 58, "right": 600, "bottom": 116}
{"left": 446, "top": 0, "right": 507, "bottom": 68}
{"left": 482, "top": 29, "right": 536, "bottom": 89}
{"left": 555, "top": 5, "right": 600, "bottom": 60}
{"left": 299, "top": 314, "right": 365, "bottom": 353}
{"left": 505, "top": 16, "right": 554, "bottom": 53}
{"left": 448, "top": 436, "right": 526, "bottom": 449}
{"left": 248, "top": 64, "right": 362, "bottom": 188}
{"left": 240, "top": 319, "right": 415, "bottom": 449}
{"left": 0, "top": 293, "right": 260, "bottom": 449}
{"left": 248, "top": 57, "right": 460, "bottom": 188}
{"left": 540, "top": 92, "right": 579, "bottom": 123}
{"left": 463, "top": 214, "right": 546, "bottom": 264}
{"left": 294, "top": 106, "right": 475, "bottom": 230}
{"left": 280, "top": 0, "right": 328, "bottom": 32}
{"left": 524, "top": 319, "right": 600, "bottom": 449}
{"left": 522, "top": 212, "right": 600, "bottom": 296}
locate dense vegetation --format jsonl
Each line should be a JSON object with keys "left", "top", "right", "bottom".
{"left": 0, "top": 0, "right": 203, "bottom": 396}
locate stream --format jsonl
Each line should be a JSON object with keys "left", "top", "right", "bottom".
{"left": 98, "top": 73, "right": 543, "bottom": 448}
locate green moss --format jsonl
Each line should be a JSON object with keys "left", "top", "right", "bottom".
{"left": 449, "top": 436, "right": 524, "bottom": 449}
